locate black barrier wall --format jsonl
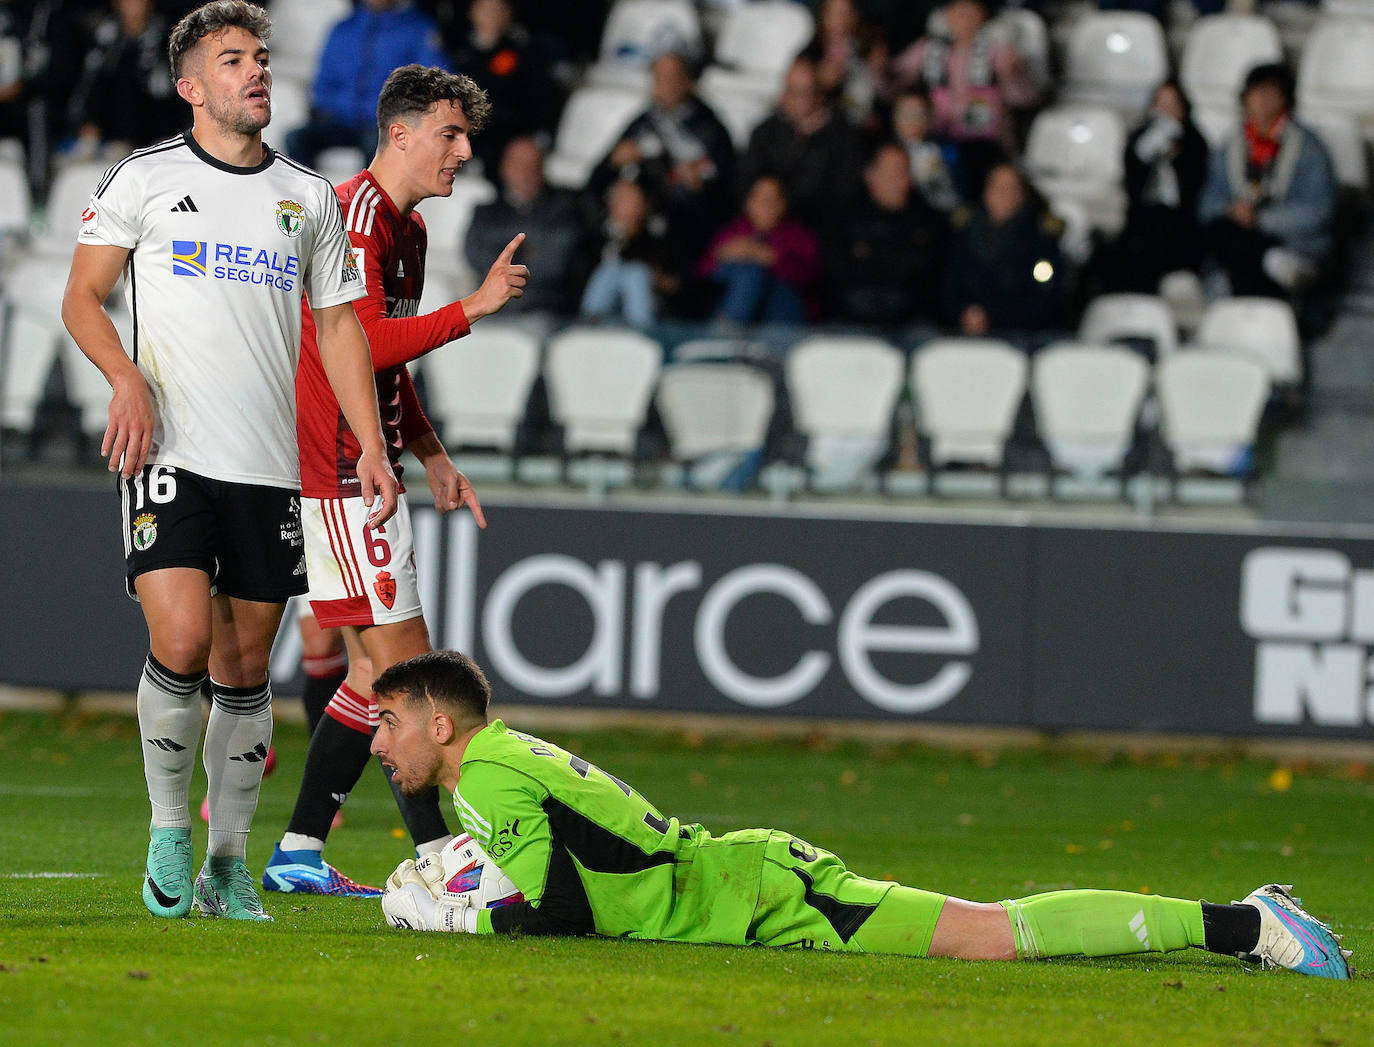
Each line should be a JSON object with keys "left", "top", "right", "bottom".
{"left": 9, "top": 482, "right": 1374, "bottom": 738}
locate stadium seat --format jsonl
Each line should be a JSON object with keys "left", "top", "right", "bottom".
{"left": 994, "top": 7, "right": 1052, "bottom": 94}
{"left": 269, "top": 74, "right": 310, "bottom": 141}
{"left": 698, "top": 0, "right": 815, "bottom": 103}
{"left": 267, "top": 0, "right": 352, "bottom": 83}
{"left": 415, "top": 175, "right": 497, "bottom": 255}
{"left": 544, "top": 326, "right": 662, "bottom": 456}
{"left": 1297, "top": 17, "right": 1374, "bottom": 139}
{"left": 1155, "top": 349, "right": 1269, "bottom": 475}
{"left": 0, "top": 158, "right": 31, "bottom": 236}
{"left": 586, "top": 0, "right": 703, "bottom": 91}
{"left": 36, "top": 161, "right": 106, "bottom": 257}
{"left": 696, "top": 78, "right": 773, "bottom": 148}
{"left": 1077, "top": 293, "right": 1178, "bottom": 361}
{"left": 655, "top": 361, "right": 774, "bottom": 474}
{"left": 1060, "top": 12, "right": 1169, "bottom": 117}
{"left": 416, "top": 323, "right": 541, "bottom": 454}
{"left": 1193, "top": 296, "right": 1302, "bottom": 386}
{"left": 911, "top": 338, "right": 1027, "bottom": 472}
{"left": 1024, "top": 104, "right": 1127, "bottom": 235}
{"left": 1180, "top": 15, "right": 1282, "bottom": 112}
{"left": 1031, "top": 341, "right": 1150, "bottom": 485}
{"left": 1180, "top": 14, "right": 1283, "bottom": 146}
{"left": 1297, "top": 106, "right": 1369, "bottom": 190}
{"left": 784, "top": 335, "right": 903, "bottom": 490}
{"left": 544, "top": 85, "right": 648, "bottom": 190}
{"left": 1321, "top": 0, "right": 1374, "bottom": 20}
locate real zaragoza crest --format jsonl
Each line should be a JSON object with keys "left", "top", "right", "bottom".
{"left": 275, "top": 199, "right": 305, "bottom": 238}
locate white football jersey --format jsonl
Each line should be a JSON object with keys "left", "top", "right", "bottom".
{"left": 78, "top": 132, "right": 365, "bottom": 488}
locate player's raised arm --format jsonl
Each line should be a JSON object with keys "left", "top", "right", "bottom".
{"left": 61, "top": 242, "right": 150, "bottom": 478}
{"left": 312, "top": 300, "right": 398, "bottom": 525}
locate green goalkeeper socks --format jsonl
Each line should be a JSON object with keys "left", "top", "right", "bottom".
{"left": 1001, "top": 890, "right": 1206, "bottom": 959}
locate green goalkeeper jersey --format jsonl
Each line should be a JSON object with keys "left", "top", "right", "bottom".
{"left": 456, "top": 720, "right": 769, "bottom": 942}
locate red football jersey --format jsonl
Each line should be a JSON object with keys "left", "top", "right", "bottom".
{"left": 297, "top": 169, "right": 470, "bottom": 498}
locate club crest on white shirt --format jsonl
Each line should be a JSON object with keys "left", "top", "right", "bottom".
{"left": 275, "top": 198, "right": 305, "bottom": 237}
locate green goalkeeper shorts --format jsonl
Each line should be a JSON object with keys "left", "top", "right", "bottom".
{"left": 746, "top": 831, "right": 946, "bottom": 956}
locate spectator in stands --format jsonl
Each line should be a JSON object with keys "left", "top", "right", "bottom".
{"left": 826, "top": 141, "right": 946, "bottom": 327}
{"left": 1106, "top": 79, "right": 1210, "bottom": 294}
{"left": 698, "top": 173, "right": 821, "bottom": 327}
{"left": 1198, "top": 63, "right": 1337, "bottom": 298}
{"left": 801, "top": 0, "right": 890, "bottom": 132}
{"left": 67, "top": 0, "right": 183, "bottom": 160}
{"left": 588, "top": 51, "right": 736, "bottom": 261}
{"left": 738, "top": 56, "right": 865, "bottom": 231}
{"left": 285, "top": 0, "right": 449, "bottom": 168}
{"left": 577, "top": 177, "right": 685, "bottom": 328}
{"left": 942, "top": 161, "right": 1067, "bottom": 338}
{"left": 888, "top": 0, "right": 1040, "bottom": 198}
{"left": 890, "top": 87, "right": 962, "bottom": 214}
{"left": 447, "top": 0, "right": 563, "bottom": 174}
{"left": 466, "top": 135, "right": 583, "bottom": 316}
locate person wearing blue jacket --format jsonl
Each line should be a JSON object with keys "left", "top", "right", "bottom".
{"left": 1198, "top": 63, "right": 1337, "bottom": 298}
{"left": 286, "top": 0, "right": 450, "bottom": 167}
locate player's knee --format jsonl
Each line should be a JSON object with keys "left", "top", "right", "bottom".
{"left": 152, "top": 633, "right": 212, "bottom": 676}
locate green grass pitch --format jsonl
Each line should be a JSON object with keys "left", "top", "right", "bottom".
{"left": 1, "top": 708, "right": 1370, "bottom": 1046}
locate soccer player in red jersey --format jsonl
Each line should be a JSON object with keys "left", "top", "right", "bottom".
{"left": 263, "top": 64, "right": 527, "bottom": 895}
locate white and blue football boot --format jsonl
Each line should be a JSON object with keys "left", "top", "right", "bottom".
{"left": 1239, "top": 884, "right": 1352, "bottom": 979}
{"left": 261, "top": 841, "right": 381, "bottom": 898}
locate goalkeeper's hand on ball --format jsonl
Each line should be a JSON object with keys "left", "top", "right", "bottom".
{"left": 382, "top": 857, "right": 477, "bottom": 933}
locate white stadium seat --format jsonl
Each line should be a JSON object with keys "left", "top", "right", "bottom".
{"left": 1024, "top": 104, "right": 1127, "bottom": 236}
{"left": 267, "top": 0, "right": 352, "bottom": 82}
{"left": 785, "top": 335, "right": 903, "bottom": 488}
{"left": 1193, "top": 296, "right": 1302, "bottom": 386}
{"left": 1180, "top": 15, "right": 1282, "bottom": 112}
{"left": 1156, "top": 349, "right": 1269, "bottom": 474}
{"left": 696, "top": 78, "right": 773, "bottom": 148}
{"left": 36, "top": 161, "right": 105, "bottom": 257}
{"left": 544, "top": 85, "right": 648, "bottom": 190}
{"left": 1031, "top": 341, "right": 1150, "bottom": 481}
{"left": 1078, "top": 293, "right": 1178, "bottom": 360}
{"left": 1297, "top": 106, "right": 1369, "bottom": 190}
{"left": 417, "top": 323, "right": 542, "bottom": 452}
{"left": 586, "top": 0, "right": 703, "bottom": 91}
{"left": 911, "top": 338, "right": 1027, "bottom": 467}
{"left": 698, "top": 0, "right": 814, "bottom": 103}
{"left": 0, "top": 158, "right": 31, "bottom": 235}
{"left": 1060, "top": 12, "right": 1169, "bottom": 117}
{"left": 1297, "top": 16, "right": 1374, "bottom": 138}
{"left": 656, "top": 361, "right": 774, "bottom": 461}
{"left": 544, "top": 326, "right": 662, "bottom": 455}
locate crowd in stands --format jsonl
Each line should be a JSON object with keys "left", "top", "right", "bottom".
{"left": 0, "top": 0, "right": 1361, "bottom": 485}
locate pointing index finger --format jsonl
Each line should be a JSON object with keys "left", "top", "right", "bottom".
{"left": 498, "top": 232, "right": 525, "bottom": 263}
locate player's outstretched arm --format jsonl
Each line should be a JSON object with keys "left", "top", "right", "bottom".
{"left": 61, "top": 243, "right": 150, "bottom": 478}
{"left": 313, "top": 300, "right": 398, "bottom": 526}
{"left": 460, "top": 232, "right": 528, "bottom": 323}
{"left": 407, "top": 430, "right": 486, "bottom": 527}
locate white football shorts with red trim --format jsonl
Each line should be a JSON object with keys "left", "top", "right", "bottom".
{"left": 302, "top": 495, "right": 422, "bottom": 628}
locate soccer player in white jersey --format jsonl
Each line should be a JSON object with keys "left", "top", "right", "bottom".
{"left": 61, "top": 0, "right": 398, "bottom": 922}
{"left": 262, "top": 65, "right": 528, "bottom": 897}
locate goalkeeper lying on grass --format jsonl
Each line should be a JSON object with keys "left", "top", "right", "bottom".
{"left": 369, "top": 650, "right": 1352, "bottom": 979}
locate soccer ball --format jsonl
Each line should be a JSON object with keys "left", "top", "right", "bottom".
{"left": 424, "top": 832, "right": 524, "bottom": 910}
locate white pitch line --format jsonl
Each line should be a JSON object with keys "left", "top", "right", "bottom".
{"left": 4, "top": 872, "right": 108, "bottom": 879}
{"left": 0, "top": 784, "right": 112, "bottom": 797}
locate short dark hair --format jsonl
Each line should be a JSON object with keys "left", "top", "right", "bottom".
{"left": 168, "top": 1, "right": 272, "bottom": 80}
{"left": 377, "top": 64, "right": 492, "bottom": 142}
{"left": 1242, "top": 62, "right": 1295, "bottom": 111}
{"left": 373, "top": 649, "right": 491, "bottom": 724}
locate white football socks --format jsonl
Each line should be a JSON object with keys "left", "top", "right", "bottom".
{"left": 138, "top": 654, "right": 205, "bottom": 830}
{"left": 203, "top": 680, "right": 274, "bottom": 859}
